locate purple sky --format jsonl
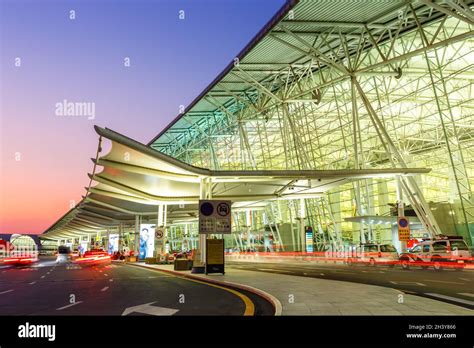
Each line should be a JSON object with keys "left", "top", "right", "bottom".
{"left": 0, "top": 0, "right": 285, "bottom": 234}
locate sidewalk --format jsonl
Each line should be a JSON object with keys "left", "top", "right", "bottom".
{"left": 128, "top": 263, "right": 473, "bottom": 315}
{"left": 225, "top": 253, "right": 474, "bottom": 270}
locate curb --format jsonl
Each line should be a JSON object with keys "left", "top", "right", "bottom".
{"left": 125, "top": 262, "right": 282, "bottom": 316}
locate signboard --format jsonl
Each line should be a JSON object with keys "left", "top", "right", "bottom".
{"left": 139, "top": 224, "right": 155, "bottom": 259}
{"left": 397, "top": 217, "right": 410, "bottom": 241}
{"left": 199, "top": 200, "right": 232, "bottom": 234}
{"left": 206, "top": 239, "right": 225, "bottom": 274}
{"left": 79, "top": 241, "right": 88, "bottom": 255}
{"left": 108, "top": 234, "right": 119, "bottom": 254}
{"left": 305, "top": 226, "right": 314, "bottom": 253}
{"left": 155, "top": 227, "right": 164, "bottom": 240}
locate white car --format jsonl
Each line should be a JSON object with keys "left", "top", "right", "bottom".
{"left": 55, "top": 246, "right": 72, "bottom": 264}
{"left": 399, "top": 236, "right": 471, "bottom": 270}
{"left": 346, "top": 243, "right": 399, "bottom": 267}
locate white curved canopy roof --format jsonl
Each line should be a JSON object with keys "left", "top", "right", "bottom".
{"left": 42, "top": 125, "right": 430, "bottom": 240}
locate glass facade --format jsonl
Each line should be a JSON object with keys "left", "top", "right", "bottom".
{"left": 153, "top": 13, "right": 474, "bottom": 248}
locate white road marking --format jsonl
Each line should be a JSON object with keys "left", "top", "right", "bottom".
{"left": 303, "top": 273, "right": 308, "bottom": 275}
{"left": 257, "top": 268, "right": 293, "bottom": 273}
{"left": 101, "top": 287, "right": 109, "bottom": 292}
{"left": 109, "top": 279, "right": 114, "bottom": 282}
{"left": 40, "top": 276, "right": 45, "bottom": 279}
{"left": 104, "top": 274, "right": 108, "bottom": 276}
{"left": 122, "top": 302, "right": 178, "bottom": 316}
{"left": 422, "top": 279, "right": 465, "bottom": 285}
{"left": 390, "top": 281, "right": 426, "bottom": 286}
{"left": 29, "top": 281, "right": 36, "bottom": 285}
{"left": 56, "top": 301, "right": 83, "bottom": 311}
{"left": 320, "top": 273, "right": 325, "bottom": 276}
{"left": 457, "top": 293, "right": 474, "bottom": 298}
{"left": 425, "top": 293, "right": 474, "bottom": 307}
{"left": 459, "top": 278, "right": 472, "bottom": 282}
{"left": 0, "top": 289, "right": 14, "bottom": 295}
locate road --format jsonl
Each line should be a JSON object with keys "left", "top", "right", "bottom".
{"left": 227, "top": 261, "right": 474, "bottom": 309}
{"left": 0, "top": 258, "right": 273, "bottom": 315}
{"left": 2, "top": 257, "right": 472, "bottom": 314}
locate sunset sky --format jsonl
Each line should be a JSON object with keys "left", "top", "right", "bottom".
{"left": 0, "top": 0, "right": 284, "bottom": 235}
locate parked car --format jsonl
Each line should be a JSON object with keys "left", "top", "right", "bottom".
{"left": 399, "top": 236, "right": 471, "bottom": 270}
{"left": 346, "top": 243, "right": 399, "bottom": 267}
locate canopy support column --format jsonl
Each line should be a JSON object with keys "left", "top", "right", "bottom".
{"left": 396, "top": 176, "right": 407, "bottom": 253}
{"left": 134, "top": 215, "right": 140, "bottom": 257}
{"left": 299, "top": 198, "right": 306, "bottom": 252}
{"left": 197, "top": 177, "right": 212, "bottom": 265}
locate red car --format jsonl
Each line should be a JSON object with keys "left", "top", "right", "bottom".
{"left": 1, "top": 240, "right": 38, "bottom": 266}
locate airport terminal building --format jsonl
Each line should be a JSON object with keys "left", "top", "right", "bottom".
{"left": 42, "top": 0, "right": 474, "bottom": 257}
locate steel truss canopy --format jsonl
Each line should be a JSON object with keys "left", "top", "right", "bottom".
{"left": 42, "top": 126, "right": 429, "bottom": 239}
{"left": 149, "top": 0, "right": 474, "bottom": 161}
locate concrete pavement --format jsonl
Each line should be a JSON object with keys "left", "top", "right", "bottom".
{"left": 228, "top": 260, "right": 474, "bottom": 309}
{"left": 133, "top": 263, "right": 474, "bottom": 315}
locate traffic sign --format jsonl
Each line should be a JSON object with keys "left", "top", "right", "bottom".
{"left": 199, "top": 200, "right": 232, "bottom": 234}
{"left": 397, "top": 217, "right": 410, "bottom": 241}
{"left": 155, "top": 227, "right": 164, "bottom": 240}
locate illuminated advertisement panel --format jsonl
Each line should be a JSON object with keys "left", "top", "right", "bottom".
{"left": 139, "top": 224, "right": 155, "bottom": 259}
{"left": 79, "top": 241, "right": 88, "bottom": 255}
{"left": 305, "top": 226, "right": 314, "bottom": 253}
{"left": 108, "top": 234, "right": 119, "bottom": 254}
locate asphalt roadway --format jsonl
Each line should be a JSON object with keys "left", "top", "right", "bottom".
{"left": 0, "top": 258, "right": 273, "bottom": 316}
{"left": 227, "top": 261, "right": 474, "bottom": 309}
{"left": 1, "top": 257, "right": 472, "bottom": 314}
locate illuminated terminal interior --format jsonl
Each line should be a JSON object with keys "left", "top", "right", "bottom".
{"left": 41, "top": 0, "right": 474, "bottom": 257}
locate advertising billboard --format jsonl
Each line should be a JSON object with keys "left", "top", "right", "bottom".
{"left": 108, "top": 234, "right": 119, "bottom": 254}
{"left": 305, "top": 226, "right": 314, "bottom": 253}
{"left": 139, "top": 224, "right": 155, "bottom": 259}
